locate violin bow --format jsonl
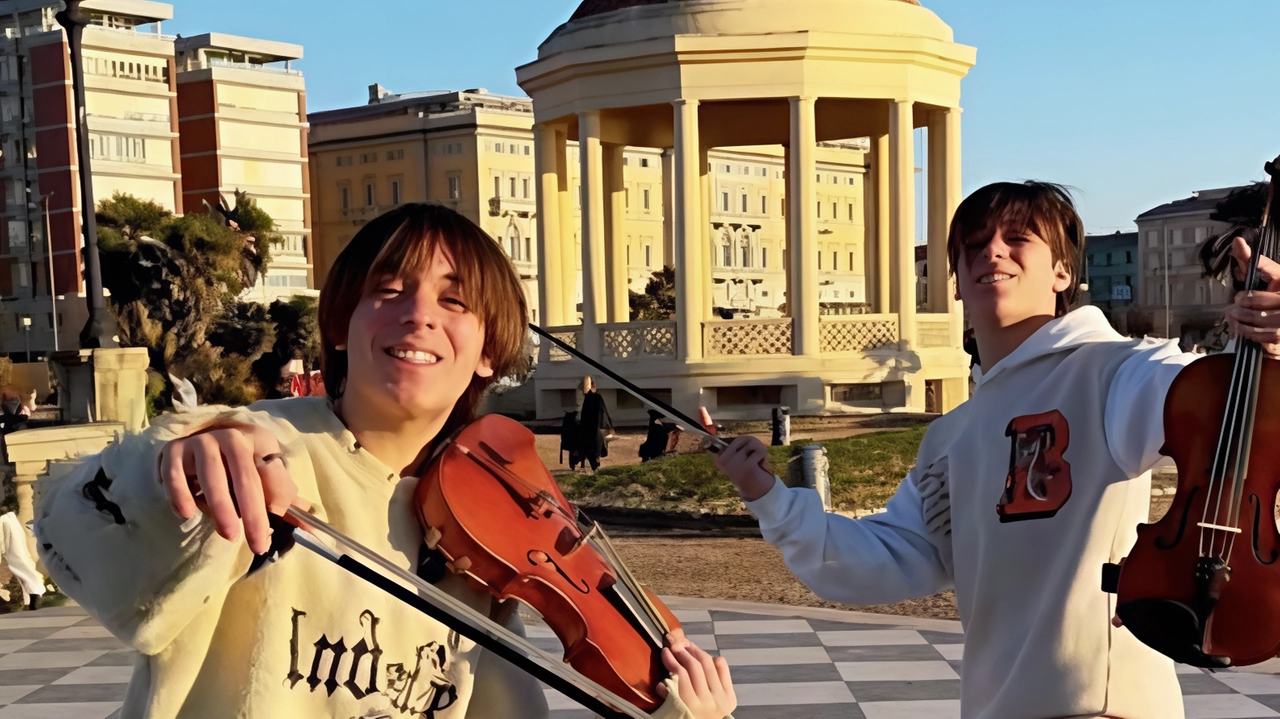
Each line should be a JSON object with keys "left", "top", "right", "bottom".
{"left": 529, "top": 324, "right": 729, "bottom": 452}
{"left": 266, "top": 509, "right": 650, "bottom": 719}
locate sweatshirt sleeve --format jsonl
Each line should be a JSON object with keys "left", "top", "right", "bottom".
{"left": 1104, "top": 339, "right": 1197, "bottom": 478}
{"left": 744, "top": 460, "right": 953, "bottom": 607}
{"left": 33, "top": 406, "right": 300, "bottom": 656}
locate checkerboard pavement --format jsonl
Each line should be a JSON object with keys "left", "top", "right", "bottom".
{"left": 4, "top": 599, "right": 1280, "bottom": 719}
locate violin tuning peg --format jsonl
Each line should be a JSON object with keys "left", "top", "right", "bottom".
{"left": 446, "top": 556, "right": 472, "bottom": 574}
{"left": 424, "top": 527, "right": 443, "bottom": 550}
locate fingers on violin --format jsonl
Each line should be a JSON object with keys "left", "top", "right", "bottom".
{"left": 225, "top": 434, "right": 271, "bottom": 555}
{"left": 160, "top": 438, "right": 198, "bottom": 520}
{"left": 1232, "top": 236, "right": 1253, "bottom": 280}
{"left": 1235, "top": 290, "right": 1280, "bottom": 311}
{"left": 671, "top": 641, "right": 713, "bottom": 704}
{"left": 191, "top": 433, "right": 240, "bottom": 543}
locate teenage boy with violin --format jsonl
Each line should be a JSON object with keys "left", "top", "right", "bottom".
{"left": 710, "top": 181, "right": 1280, "bottom": 719}
{"left": 34, "top": 204, "right": 736, "bottom": 719}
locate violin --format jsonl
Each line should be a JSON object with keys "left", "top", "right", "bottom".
{"left": 271, "top": 325, "right": 728, "bottom": 717}
{"left": 1104, "top": 155, "right": 1280, "bottom": 667}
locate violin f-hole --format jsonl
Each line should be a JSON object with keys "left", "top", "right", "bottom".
{"left": 528, "top": 550, "right": 590, "bottom": 594}
{"left": 1249, "top": 495, "right": 1279, "bottom": 566}
{"left": 1155, "top": 484, "right": 1199, "bottom": 551}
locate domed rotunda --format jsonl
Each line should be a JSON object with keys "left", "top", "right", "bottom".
{"left": 518, "top": 0, "right": 976, "bottom": 420}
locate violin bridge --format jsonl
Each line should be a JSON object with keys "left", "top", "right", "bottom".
{"left": 1196, "top": 522, "right": 1243, "bottom": 534}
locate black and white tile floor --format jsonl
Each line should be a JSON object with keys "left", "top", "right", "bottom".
{"left": 2, "top": 599, "right": 1280, "bottom": 718}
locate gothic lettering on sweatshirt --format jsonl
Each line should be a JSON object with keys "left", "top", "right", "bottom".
{"left": 287, "top": 608, "right": 460, "bottom": 718}
{"left": 996, "top": 410, "right": 1073, "bottom": 523}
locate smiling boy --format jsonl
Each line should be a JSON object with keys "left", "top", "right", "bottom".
{"left": 712, "top": 181, "right": 1280, "bottom": 719}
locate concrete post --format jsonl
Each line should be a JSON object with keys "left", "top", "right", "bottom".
{"left": 801, "top": 444, "right": 831, "bottom": 511}
{"left": 604, "top": 143, "right": 629, "bottom": 323}
{"left": 577, "top": 111, "right": 606, "bottom": 357}
{"left": 535, "top": 123, "right": 565, "bottom": 330}
{"left": 672, "top": 99, "right": 704, "bottom": 361}
{"left": 890, "top": 100, "right": 917, "bottom": 352}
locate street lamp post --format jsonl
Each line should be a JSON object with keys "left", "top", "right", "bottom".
{"left": 53, "top": 0, "right": 116, "bottom": 349}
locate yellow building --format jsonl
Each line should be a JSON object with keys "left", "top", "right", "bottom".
{"left": 518, "top": 0, "right": 975, "bottom": 421}
{"left": 175, "top": 32, "right": 314, "bottom": 300}
{"left": 0, "top": 0, "right": 181, "bottom": 356}
{"left": 308, "top": 88, "right": 872, "bottom": 327}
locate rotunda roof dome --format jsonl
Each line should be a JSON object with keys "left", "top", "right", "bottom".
{"left": 570, "top": 0, "right": 919, "bottom": 21}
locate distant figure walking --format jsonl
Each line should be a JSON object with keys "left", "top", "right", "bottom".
{"left": 0, "top": 512, "right": 44, "bottom": 610}
{"left": 559, "top": 409, "right": 581, "bottom": 468}
{"left": 639, "top": 409, "right": 680, "bottom": 462}
{"left": 575, "top": 376, "right": 613, "bottom": 473}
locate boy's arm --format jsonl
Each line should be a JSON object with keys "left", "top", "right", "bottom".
{"left": 1104, "top": 339, "right": 1198, "bottom": 477}
{"left": 33, "top": 407, "right": 294, "bottom": 656}
{"left": 744, "top": 458, "right": 952, "bottom": 607}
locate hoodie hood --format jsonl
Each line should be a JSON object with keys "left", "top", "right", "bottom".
{"left": 971, "top": 306, "right": 1127, "bottom": 389}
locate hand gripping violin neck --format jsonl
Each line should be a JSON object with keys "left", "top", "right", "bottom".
{"left": 1104, "top": 155, "right": 1280, "bottom": 668}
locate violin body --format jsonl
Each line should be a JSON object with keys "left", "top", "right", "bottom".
{"left": 1111, "top": 353, "right": 1280, "bottom": 667}
{"left": 414, "top": 414, "right": 680, "bottom": 710}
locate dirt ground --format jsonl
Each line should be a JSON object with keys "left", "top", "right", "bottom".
{"left": 606, "top": 472, "right": 1182, "bottom": 622}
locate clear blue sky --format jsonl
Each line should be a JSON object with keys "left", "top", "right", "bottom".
{"left": 168, "top": 0, "right": 1280, "bottom": 234}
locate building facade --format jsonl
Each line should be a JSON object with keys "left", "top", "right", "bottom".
{"left": 307, "top": 89, "right": 874, "bottom": 328}
{"left": 0, "top": 0, "right": 181, "bottom": 357}
{"left": 1134, "top": 187, "right": 1238, "bottom": 346}
{"left": 175, "top": 32, "right": 313, "bottom": 301}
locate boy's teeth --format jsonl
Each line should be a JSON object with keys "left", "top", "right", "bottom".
{"left": 391, "top": 348, "right": 438, "bottom": 363}
{"left": 981, "top": 274, "right": 1012, "bottom": 284}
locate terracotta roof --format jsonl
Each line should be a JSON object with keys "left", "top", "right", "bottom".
{"left": 570, "top": 0, "right": 920, "bottom": 22}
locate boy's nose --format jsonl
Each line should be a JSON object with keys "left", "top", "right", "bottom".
{"left": 400, "top": 295, "right": 439, "bottom": 328}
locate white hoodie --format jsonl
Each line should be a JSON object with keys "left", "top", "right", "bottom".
{"left": 747, "top": 306, "right": 1196, "bottom": 719}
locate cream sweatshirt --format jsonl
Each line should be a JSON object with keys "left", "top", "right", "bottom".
{"left": 34, "top": 397, "right": 702, "bottom": 719}
{"left": 747, "top": 307, "right": 1197, "bottom": 719}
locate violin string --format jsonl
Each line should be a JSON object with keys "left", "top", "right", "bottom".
{"left": 1223, "top": 343, "right": 1259, "bottom": 564}
{"left": 1203, "top": 316, "right": 1249, "bottom": 558}
{"left": 1223, "top": 218, "right": 1277, "bottom": 564}
{"left": 283, "top": 508, "right": 652, "bottom": 719}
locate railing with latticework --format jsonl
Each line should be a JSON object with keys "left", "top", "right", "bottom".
{"left": 542, "top": 325, "right": 582, "bottom": 362}
{"left": 600, "top": 321, "right": 677, "bottom": 360}
{"left": 703, "top": 318, "right": 793, "bottom": 357}
{"left": 819, "top": 315, "right": 899, "bottom": 353}
{"left": 916, "top": 314, "right": 955, "bottom": 349}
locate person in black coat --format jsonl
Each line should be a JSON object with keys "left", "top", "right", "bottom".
{"left": 575, "top": 376, "right": 613, "bottom": 473}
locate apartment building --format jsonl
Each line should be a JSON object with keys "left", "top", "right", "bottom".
{"left": 308, "top": 86, "right": 870, "bottom": 324}
{"left": 175, "top": 32, "right": 313, "bottom": 300}
{"left": 0, "top": 0, "right": 180, "bottom": 357}
{"left": 1135, "top": 186, "right": 1239, "bottom": 344}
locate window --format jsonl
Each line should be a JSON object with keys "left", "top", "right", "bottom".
{"left": 1126, "top": 251, "right": 1133, "bottom": 263}
{"left": 761, "top": 195, "right": 768, "bottom": 215}
{"left": 641, "top": 158, "right": 649, "bottom": 168}
{"left": 643, "top": 189, "right": 650, "bottom": 210}
{"left": 848, "top": 204, "right": 854, "bottom": 221}
{"left": 386, "top": 149, "right": 404, "bottom": 161}
{"left": 510, "top": 177, "right": 516, "bottom": 197}
{"left": 448, "top": 175, "right": 461, "bottom": 199}
{"left": 626, "top": 246, "right": 631, "bottom": 264}
{"left": 832, "top": 251, "right": 837, "bottom": 270}
{"left": 391, "top": 180, "right": 401, "bottom": 205}
{"left": 762, "top": 248, "right": 768, "bottom": 268}
{"left": 817, "top": 202, "right": 821, "bottom": 218}
{"left": 849, "top": 252, "right": 854, "bottom": 271}
{"left": 1147, "top": 231, "right": 1158, "bottom": 247}
{"left": 645, "top": 245, "right": 651, "bottom": 267}
{"left": 526, "top": 237, "right": 532, "bottom": 261}
{"left": 816, "top": 174, "right": 821, "bottom": 183}
{"left": 625, "top": 188, "right": 630, "bottom": 208}
{"left": 361, "top": 152, "right": 377, "bottom": 163}
{"left": 832, "top": 202, "right": 837, "bottom": 219}
{"left": 1106, "top": 252, "right": 1113, "bottom": 266}
{"left": 365, "top": 183, "right": 374, "bottom": 206}
{"left": 494, "top": 143, "right": 503, "bottom": 153}
{"left": 523, "top": 178, "right": 530, "bottom": 199}
{"left": 524, "top": 145, "right": 531, "bottom": 155}
{"left": 340, "top": 186, "right": 349, "bottom": 210}
{"left": 624, "top": 156, "right": 629, "bottom": 166}
{"left": 722, "top": 192, "right": 729, "bottom": 212}
{"left": 509, "top": 144, "right": 516, "bottom": 154}
{"left": 741, "top": 194, "right": 748, "bottom": 213}
{"left": 723, "top": 244, "right": 732, "bottom": 267}
{"left": 742, "top": 245, "right": 750, "bottom": 267}
{"left": 848, "top": 177, "right": 855, "bottom": 185}
{"left": 494, "top": 176, "right": 501, "bottom": 198}
{"left": 818, "top": 252, "right": 822, "bottom": 270}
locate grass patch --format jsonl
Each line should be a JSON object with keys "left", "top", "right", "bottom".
{"left": 558, "top": 424, "right": 928, "bottom": 513}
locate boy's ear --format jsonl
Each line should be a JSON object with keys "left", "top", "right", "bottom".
{"left": 475, "top": 355, "right": 495, "bottom": 379}
{"left": 1052, "top": 261, "right": 1073, "bottom": 294}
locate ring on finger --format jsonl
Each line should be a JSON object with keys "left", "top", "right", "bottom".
{"left": 255, "top": 452, "right": 285, "bottom": 469}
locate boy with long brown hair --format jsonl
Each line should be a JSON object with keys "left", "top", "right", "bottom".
{"left": 35, "top": 204, "right": 735, "bottom": 718}
{"left": 712, "top": 181, "right": 1280, "bottom": 719}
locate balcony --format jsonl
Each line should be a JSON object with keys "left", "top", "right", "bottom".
{"left": 198, "top": 58, "right": 300, "bottom": 76}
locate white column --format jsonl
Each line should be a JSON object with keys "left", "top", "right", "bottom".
{"left": 927, "top": 112, "right": 948, "bottom": 314}
{"left": 661, "top": 148, "right": 675, "bottom": 267}
{"left": 556, "top": 129, "right": 577, "bottom": 323}
{"left": 700, "top": 147, "right": 713, "bottom": 320}
{"left": 789, "top": 96, "right": 820, "bottom": 356}
{"left": 890, "top": 99, "right": 916, "bottom": 351}
{"left": 943, "top": 108, "right": 964, "bottom": 348}
{"left": 578, "top": 110, "right": 606, "bottom": 357}
{"left": 874, "top": 134, "right": 891, "bottom": 314}
{"left": 604, "top": 143, "right": 628, "bottom": 323}
{"left": 535, "top": 124, "right": 564, "bottom": 330}
{"left": 673, "top": 99, "right": 704, "bottom": 360}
